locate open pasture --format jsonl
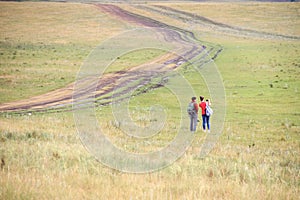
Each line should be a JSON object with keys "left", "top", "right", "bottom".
{"left": 0, "top": 1, "right": 299, "bottom": 199}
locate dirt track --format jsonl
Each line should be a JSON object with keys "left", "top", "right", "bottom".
{"left": 140, "top": 5, "right": 300, "bottom": 40}
{"left": 2, "top": 3, "right": 298, "bottom": 114}
{"left": 11, "top": 4, "right": 300, "bottom": 113}
{"left": 0, "top": 4, "right": 224, "bottom": 114}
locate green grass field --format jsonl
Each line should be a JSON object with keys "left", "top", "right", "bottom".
{"left": 0, "top": 1, "right": 299, "bottom": 199}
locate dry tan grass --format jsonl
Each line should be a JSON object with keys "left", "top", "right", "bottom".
{"left": 0, "top": 2, "right": 126, "bottom": 45}
{"left": 0, "top": 110, "right": 299, "bottom": 199}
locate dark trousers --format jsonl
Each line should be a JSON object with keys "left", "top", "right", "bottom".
{"left": 202, "top": 114, "right": 210, "bottom": 130}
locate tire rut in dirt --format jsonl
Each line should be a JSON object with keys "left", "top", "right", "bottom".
{"left": 138, "top": 4, "right": 300, "bottom": 40}
{"left": 0, "top": 4, "right": 222, "bottom": 115}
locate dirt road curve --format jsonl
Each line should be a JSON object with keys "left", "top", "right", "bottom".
{"left": 0, "top": 4, "right": 220, "bottom": 114}
{"left": 142, "top": 5, "right": 300, "bottom": 40}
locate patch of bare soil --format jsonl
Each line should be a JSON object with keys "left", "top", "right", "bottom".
{"left": 0, "top": 4, "right": 220, "bottom": 114}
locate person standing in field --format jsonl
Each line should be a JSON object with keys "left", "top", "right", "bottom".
{"left": 199, "top": 96, "right": 211, "bottom": 133}
{"left": 187, "top": 97, "right": 199, "bottom": 132}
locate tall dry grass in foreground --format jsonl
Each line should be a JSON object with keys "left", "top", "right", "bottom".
{"left": 0, "top": 110, "right": 299, "bottom": 199}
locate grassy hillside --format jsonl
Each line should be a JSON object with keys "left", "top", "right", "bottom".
{"left": 170, "top": 2, "right": 300, "bottom": 37}
{"left": 0, "top": 2, "right": 128, "bottom": 103}
{"left": 0, "top": 1, "right": 299, "bottom": 199}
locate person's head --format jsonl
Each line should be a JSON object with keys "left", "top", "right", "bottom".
{"left": 206, "top": 99, "right": 210, "bottom": 105}
{"left": 191, "top": 97, "right": 196, "bottom": 101}
{"left": 200, "top": 96, "right": 204, "bottom": 101}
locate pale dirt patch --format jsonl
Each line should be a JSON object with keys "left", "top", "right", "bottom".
{"left": 0, "top": 4, "right": 210, "bottom": 113}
